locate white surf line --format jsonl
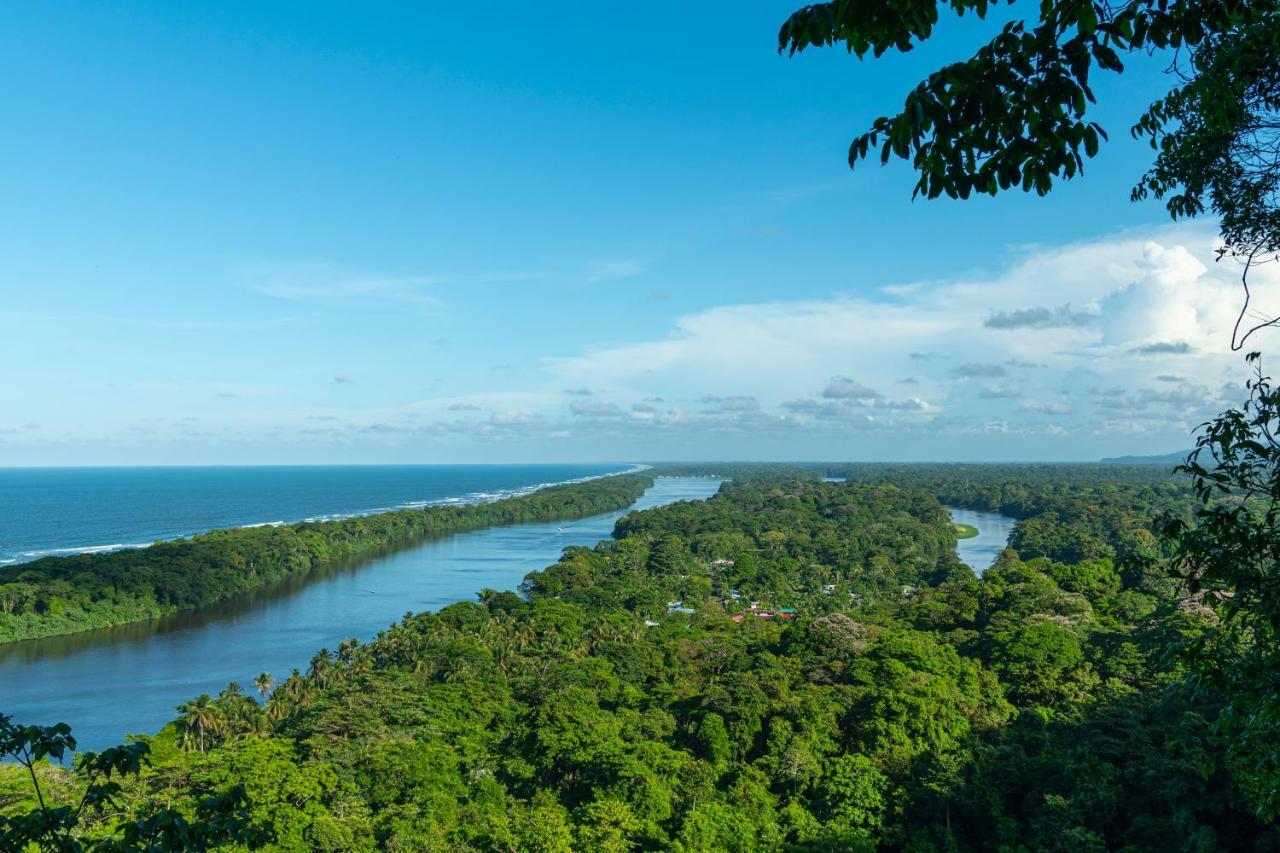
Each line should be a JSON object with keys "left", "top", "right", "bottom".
{"left": 2, "top": 464, "right": 653, "bottom": 566}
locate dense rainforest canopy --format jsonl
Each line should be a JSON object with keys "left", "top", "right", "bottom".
{"left": 5, "top": 466, "right": 1275, "bottom": 850}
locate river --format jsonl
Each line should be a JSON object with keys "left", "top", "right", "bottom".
{"left": 0, "top": 477, "right": 721, "bottom": 752}
{"left": 949, "top": 506, "right": 1018, "bottom": 574}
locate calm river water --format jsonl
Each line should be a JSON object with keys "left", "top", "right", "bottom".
{"left": 0, "top": 477, "right": 721, "bottom": 751}
{"left": 949, "top": 506, "right": 1017, "bottom": 573}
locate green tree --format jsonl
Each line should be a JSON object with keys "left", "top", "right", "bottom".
{"left": 574, "top": 797, "right": 642, "bottom": 852}
{"left": 177, "top": 694, "right": 218, "bottom": 753}
{"left": 813, "top": 753, "right": 889, "bottom": 831}
{"left": 254, "top": 671, "right": 276, "bottom": 704}
{"left": 1163, "top": 358, "right": 1280, "bottom": 818}
{"left": 511, "top": 793, "right": 576, "bottom": 853}
{"left": 987, "top": 620, "right": 1086, "bottom": 707}
{"left": 694, "top": 712, "right": 733, "bottom": 769}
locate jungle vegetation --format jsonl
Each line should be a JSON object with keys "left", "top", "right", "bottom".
{"left": 4, "top": 469, "right": 1277, "bottom": 850}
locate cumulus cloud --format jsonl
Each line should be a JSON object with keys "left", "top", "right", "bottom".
{"left": 985, "top": 304, "right": 1095, "bottom": 329}
{"left": 874, "top": 397, "right": 932, "bottom": 411}
{"left": 490, "top": 410, "right": 543, "bottom": 425}
{"left": 535, "top": 227, "right": 1253, "bottom": 453}
{"left": 1019, "top": 400, "right": 1073, "bottom": 415}
{"left": 951, "top": 363, "right": 1008, "bottom": 379}
{"left": 85, "top": 228, "right": 1257, "bottom": 462}
{"left": 1135, "top": 382, "right": 1215, "bottom": 406}
{"left": 978, "top": 383, "right": 1022, "bottom": 399}
{"left": 1130, "top": 341, "right": 1195, "bottom": 355}
{"left": 822, "top": 377, "right": 882, "bottom": 400}
{"left": 700, "top": 395, "right": 762, "bottom": 413}
{"left": 569, "top": 399, "right": 623, "bottom": 418}
{"left": 781, "top": 398, "right": 858, "bottom": 419}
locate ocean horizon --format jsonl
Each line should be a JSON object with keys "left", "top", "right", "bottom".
{"left": 0, "top": 463, "right": 642, "bottom": 566}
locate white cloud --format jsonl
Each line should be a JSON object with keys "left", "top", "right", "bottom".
{"left": 583, "top": 259, "right": 644, "bottom": 285}
{"left": 985, "top": 304, "right": 1096, "bottom": 329}
{"left": 822, "top": 377, "right": 881, "bottom": 400}
{"left": 539, "top": 226, "right": 1258, "bottom": 448}
{"left": 490, "top": 410, "right": 543, "bottom": 426}
{"left": 569, "top": 399, "right": 624, "bottom": 418}
{"left": 251, "top": 265, "right": 447, "bottom": 308}
{"left": 1019, "top": 400, "right": 1073, "bottom": 415}
{"left": 29, "top": 227, "right": 1268, "bottom": 461}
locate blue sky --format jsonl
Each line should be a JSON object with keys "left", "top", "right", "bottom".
{"left": 2, "top": 1, "right": 1266, "bottom": 464}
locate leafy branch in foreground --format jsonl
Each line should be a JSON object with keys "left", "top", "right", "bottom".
{"left": 0, "top": 714, "right": 254, "bottom": 851}
{"left": 778, "top": 0, "right": 1271, "bottom": 203}
{"left": 779, "top": 0, "right": 1279, "bottom": 335}
{"left": 1161, "top": 353, "right": 1280, "bottom": 819}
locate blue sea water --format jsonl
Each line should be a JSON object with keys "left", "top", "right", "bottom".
{"left": 0, "top": 464, "right": 635, "bottom": 565}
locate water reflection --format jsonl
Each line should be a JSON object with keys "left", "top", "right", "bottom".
{"left": 949, "top": 507, "right": 1018, "bottom": 574}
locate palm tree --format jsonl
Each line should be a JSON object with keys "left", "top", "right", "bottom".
{"left": 337, "top": 638, "right": 360, "bottom": 665}
{"left": 254, "top": 671, "right": 276, "bottom": 704}
{"left": 309, "top": 650, "right": 332, "bottom": 687}
{"left": 178, "top": 694, "right": 217, "bottom": 752}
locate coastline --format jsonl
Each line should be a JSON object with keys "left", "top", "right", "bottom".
{"left": 0, "top": 470, "right": 654, "bottom": 645}
{"left": 0, "top": 463, "right": 650, "bottom": 567}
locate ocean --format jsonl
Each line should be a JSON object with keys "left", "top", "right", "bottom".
{"left": 0, "top": 464, "right": 636, "bottom": 565}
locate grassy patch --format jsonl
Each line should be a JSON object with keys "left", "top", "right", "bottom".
{"left": 953, "top": 522, "right": 980, "bottom": 539}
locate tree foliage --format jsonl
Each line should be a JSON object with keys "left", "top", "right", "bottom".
{"left": 1161, "top": 354, "right": 1280, "bottom": 819}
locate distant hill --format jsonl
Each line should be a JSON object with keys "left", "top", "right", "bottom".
{"left": 1099, "top": 451, "right": 1189, "bottom": 465}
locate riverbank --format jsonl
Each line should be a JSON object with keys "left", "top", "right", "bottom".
{"left": 0, "top": 477, "right": 721, "bottom": 752}
{"left": 0, "top": 472, "right": 654, "bottom": 645}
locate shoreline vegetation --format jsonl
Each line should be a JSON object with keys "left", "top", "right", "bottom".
{"left": 953, "top": 522, "right": 980, "bottom": 539}
{"left": 0, "top": 472, "right": 657, "bottom": 645}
